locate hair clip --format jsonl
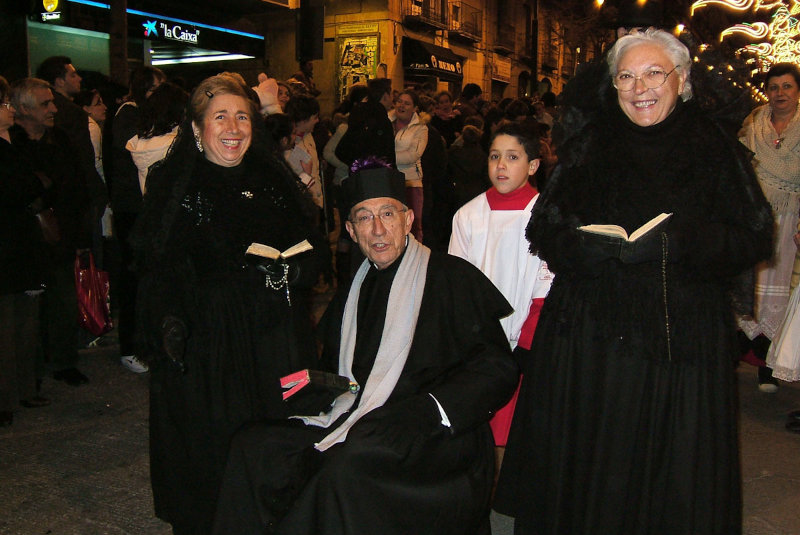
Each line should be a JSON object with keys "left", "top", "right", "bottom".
{"left": 205, "top": 90, "right": 214, "bottom": 99}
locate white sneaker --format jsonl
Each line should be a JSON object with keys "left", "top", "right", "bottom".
{"left": 121, "top": 355, "right": 149, "bottom": 373}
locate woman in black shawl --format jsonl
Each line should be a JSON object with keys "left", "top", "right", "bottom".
{"left": 133, "top": 73, "right": 324, "bottom": 535}
{"left": 494, "top": 28, "right": 773, "bottom": 534}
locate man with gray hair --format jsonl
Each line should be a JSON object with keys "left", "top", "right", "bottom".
{"left": 10, "top": 78, "right": 92, "bottom": 386}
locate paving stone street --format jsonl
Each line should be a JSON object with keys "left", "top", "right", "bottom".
{"left": 2, "top": 326, "right": 799, "bottom": 535}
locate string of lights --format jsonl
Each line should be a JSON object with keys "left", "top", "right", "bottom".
{"left": 689, "top": 0, "right": 800, "bottom": 100}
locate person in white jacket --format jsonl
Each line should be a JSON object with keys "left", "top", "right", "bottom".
{"left": 75, "top": 89, "right": 113, "bottom": 240}
{"left": 284, "top": 94, "right": 323, "bottom": 209}
{"left": 126, "top": 82, "right": 187, "bottom": 194}
{"left": 390, "top": 89, "right": 428, "bottom": 242}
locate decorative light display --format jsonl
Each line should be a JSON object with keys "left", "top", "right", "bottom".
{"left": 691, "top": 0, "right": 786, "bottom": 17}
{"left": 691, "top": 0, "right": 800, "bottom": 71}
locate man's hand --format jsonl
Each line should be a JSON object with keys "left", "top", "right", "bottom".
{"left": 349, "top": 395, "right": 443, "bottom": 463}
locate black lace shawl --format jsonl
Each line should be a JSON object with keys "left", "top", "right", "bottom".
{"left": 527, "top": 58, "right": 773, "bottom": 282}
{"left": 131, "top": 116, "right": 324, "bottom": 356}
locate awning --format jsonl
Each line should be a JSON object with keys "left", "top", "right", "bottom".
{"left": 402, "top": 37, "right": 464, "bottom": 82}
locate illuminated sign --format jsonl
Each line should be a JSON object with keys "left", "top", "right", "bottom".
{"left": 143, "top": 20, "right": 157, "bottom": 37}
{"left": 141, "top": 19, "right": 200, "bottom": 44}
{"left": 41, "top": 0, "right": 61, "bottom": 21}
{"left": 430, "top": 55, "right": 462, "bottom": 75}
{"left": 159, "top": 22, "right": 200, "bottom": 44}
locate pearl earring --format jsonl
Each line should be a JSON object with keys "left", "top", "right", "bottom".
{"left": 194, "top": 132, "right": 203, "bottom": 153}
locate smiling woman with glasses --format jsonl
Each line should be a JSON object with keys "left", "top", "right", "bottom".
{"left": 132, "top": 73, "right": 325, "bottom": 534}
{"left": 494, "top": 28, "right": 774, "bottom": 535}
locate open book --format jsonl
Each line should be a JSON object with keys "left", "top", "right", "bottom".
{"left": 578, "top": 213, "right": 672, "bottom": 242}
{"left": 245, "top": 239, "right": 313, "bottom": 261}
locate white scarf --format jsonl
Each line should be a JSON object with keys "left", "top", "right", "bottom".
{"left": 295, "top": 235, "right": 430, "bottom": 451}
{"left": 740, "top": 103, "right": 800, "bottom": 196}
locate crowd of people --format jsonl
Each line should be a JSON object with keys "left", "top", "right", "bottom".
{"left": 2, "top": 25, "right": 800, "bottom": 535}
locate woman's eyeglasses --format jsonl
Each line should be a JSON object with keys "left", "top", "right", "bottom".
{"left": 613, "top": 67, "right": 678, "bottom": 92}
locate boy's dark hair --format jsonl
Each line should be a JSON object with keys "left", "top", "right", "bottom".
{"left": 491, "top": 121, "right": 540, "bottom": 160}
{"left": 36, "top": 56, "right": 72, "bottom": 85}
{"left": 504, "top": 99, "right": 531, "bottom": 121}
{"left": 367, "top": 78, "right": 392, "bottom": 103}
{"left": 264, "top": 113, "right": 294, "bottom": 153}
{"left": 285, "top": 94, "right": 320, "bottom": 123}
{"left": 435, "top": 90, "right": 453, "bottom": 104}
{"left": 460, "top": 125, "right": 482, "bottom": 146}
{"left": 129, "top": 66, "right": 166, "bottom": 106}
{"left": 348, "top": 84, "right": 370, "bottom": 105}
{"left": 334, "top": 84, "right": 369, "bottom": 115}
{"left": 461, "top": 83, "right": 482, "bottom": 100}
{"left": 137, "top": 82, "right": 188, "bottom": 138}
{"left": 73, "top": 89, "right": 99, "bottom": 108}
{"left": 541, "top": 91, "right": 557, "bottom": 108}
{"left": 464, "top": 115, "right": 484, "bottom": 130}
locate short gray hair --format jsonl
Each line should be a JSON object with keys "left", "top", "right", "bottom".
{"left": 607, "top": 27, "right": 693, "bottom": 102}
{"left": 9, "top": 78, "right": 52, "bottom": 113}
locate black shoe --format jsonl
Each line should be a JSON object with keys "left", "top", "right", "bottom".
{"left": 786, "top": 420, "right": 800, "bottom": 434}
{"left": 788, "top": 409, "right": 800, "bottom": 421}
{"left": 758, "top": 366, "right": 778, "bottom": 393}
{"left": 0, "top": 411, "right": 11, "bottom": 427}
{"left": 53, "top": 367, "right": 89, "bottom": 386}
{"left": 20, "top": 395, "right": 51, "bottom": 408}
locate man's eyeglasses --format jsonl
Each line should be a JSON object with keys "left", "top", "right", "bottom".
{"left": 613, "top": 66, "right": 678, "bottom": 92}
{"left": 1, "top": 101, "right": 12, "bottom": 110}
{"left": 351, "top": 207, "right": 407, "bottom": 227}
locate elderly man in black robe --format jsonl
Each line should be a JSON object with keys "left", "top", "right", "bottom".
{"left": 212, "top": 161, "right": 518, "bottom": 535}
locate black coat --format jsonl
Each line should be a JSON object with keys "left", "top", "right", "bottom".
{"left": 108, "top": 102, "right": 142, "bottom": 214}
{"left": 0, "top": 138, "right": 47, "bottom": 295}
{"left": 334, "top": 100, "right": 396, "bottom": 168}
{"left": 10, "top": 125, "right": 92, "bottom": 259}
{"left": 53, "top": 91, "right": 108, "bottom": 212}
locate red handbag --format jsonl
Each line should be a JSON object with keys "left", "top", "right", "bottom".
{"left": 74, "top": 252, "right": 113, "bottom": 336}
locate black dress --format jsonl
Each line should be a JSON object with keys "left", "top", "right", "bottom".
{"left": 493, "top": 100, "right": 773, "bottom": 534}
{"left": 137, "top": 151, "right": 323, "bottom": 534}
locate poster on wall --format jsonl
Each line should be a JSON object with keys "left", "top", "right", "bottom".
{"left": 336, "top": 34, "right": 379, "bottom": 103}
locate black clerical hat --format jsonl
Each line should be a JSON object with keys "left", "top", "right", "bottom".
{"left": 344, "top": 165, "right": 406, "bottom": 213}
